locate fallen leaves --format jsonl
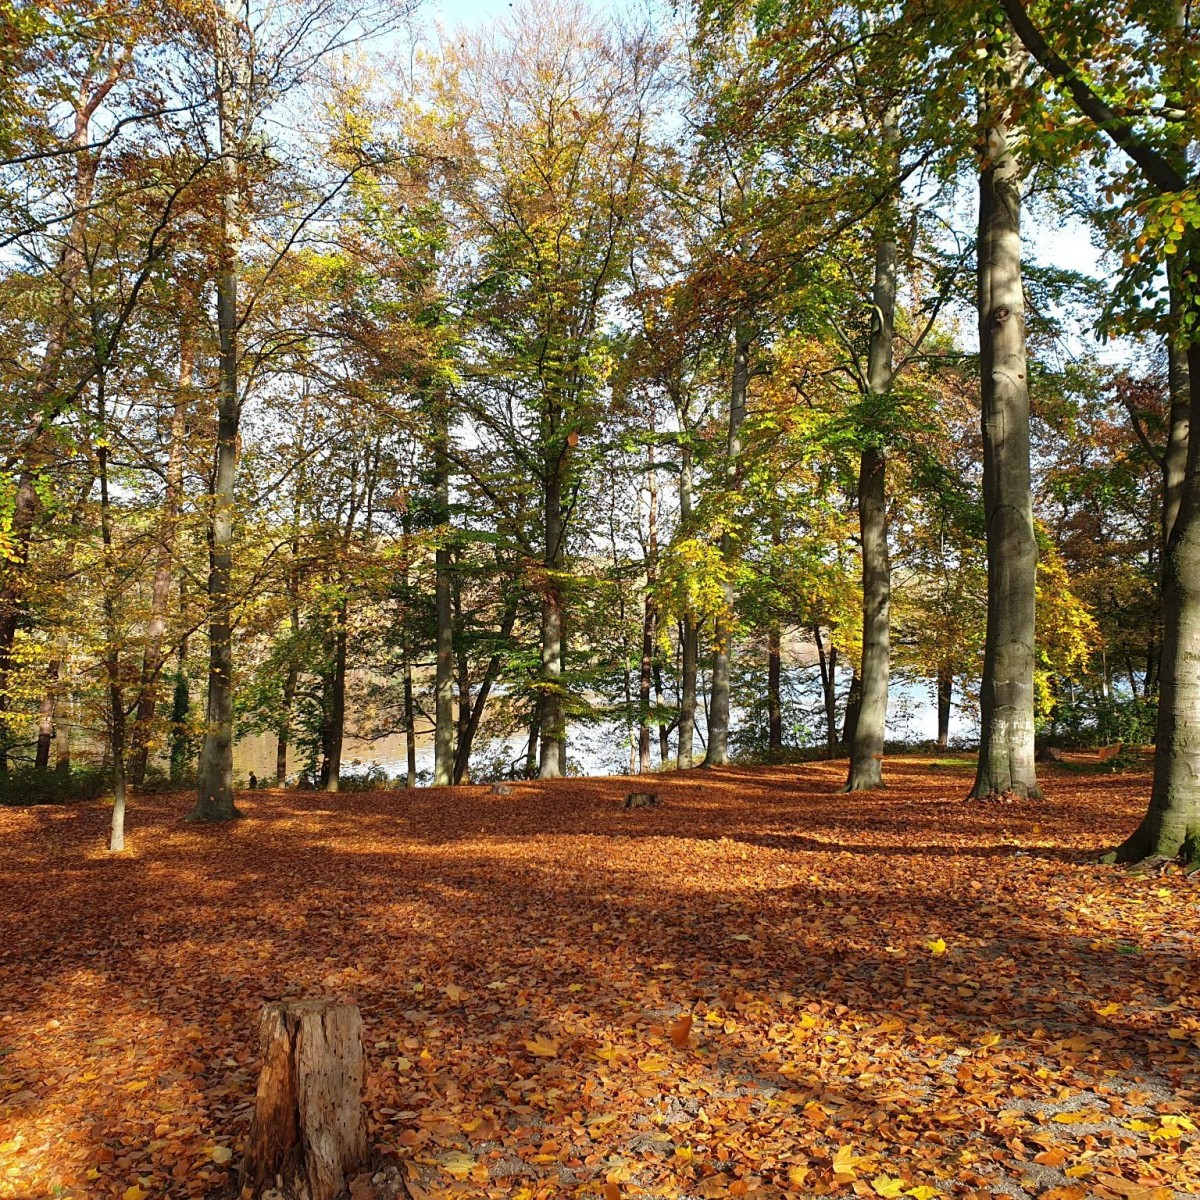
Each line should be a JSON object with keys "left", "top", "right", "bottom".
{"left": 0, "top": 757, "right": 1196, "bottom": 1200}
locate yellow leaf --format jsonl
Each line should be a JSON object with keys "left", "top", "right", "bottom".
{"left": 394, "top": 1056, "right": 412, "bottom": 1072}
{"left": 787, "top": 1164, "right": 810, "bottom": 1188}
{"left": 832, "top": 1144, "right": 861, "bottom": 1178}
{"left": 906, "top": 1188, "right": 939, "bottom": 1200}
{"left": 438, "top": 1151, "right": 476, "bottom": 1180}
{"left": 123, "top": 1187, "right": 149, "bottom": 1200}
{"left": 209, "top": 1146, "right": 233, "bottom": 1164}
{"left": 926, "top": 938, "right": 947, "bottom": 956}
{"left": 978, "top": 1033, "right": 1000, "bottom": 1049}
{"left": 872, "top": 1174, "right": 905, "bottom": 1197}
{"left": 0, "top": 1139, "right": 21, "bottom": 1154}
{"left": 1064, "top": 1165, "right": 1092, "bottom": 1178}
{"left": 444, "top": 983, "right": 464, "bottom": 1001}
{"left": 638, "top": 1054, "right": 669, "bottom": 1074}
{"left": 523, "top": 1036, "right": 559, "bottom": 1058}
{"left": 1159, "top": 1114, "right": 1196, "bottom": 1132}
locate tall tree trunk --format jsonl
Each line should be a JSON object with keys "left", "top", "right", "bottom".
{"left": 676, "top": 445, "right": 698, "bottom": 769}
{"left": 970, "top": 64, "right": 1042, "bottom": 801}
{"left": 277, "top": 649, "right": 294, "bottom": 786}
{"left": 539, "top": 449, "right": 567, "bottom": 779}
{"left": 1163, "top": 267, "right": 1191, "bottom": 549}
{"left": 524, "top": 705, "right": 539, "bottom": 779}
{"left": 433, "top": 402, "right": 455, "bottom": 785}
{"left": 937, "top": 667, "right": 953, "bottom": 748}
{"left": 324, "top": 597, "right": 347, "bottom": 792}
{"left": 638, "top": 442, "right": 658, "bottom": 773}
{"left": 1116, "top": 338, "right": 1200, "bottom": 863}
{"left": 767, "top": 624, "right": 783, "bottom": 754}
{"left": 704, "top": 320, "right": 751, "bottom": 767}
{"left": 192, "top": 0, "right": 244, "bottom": 821}
{"left": 813, "top": 625, "right": 839, "bottom": 757}
{"left": 130, "top": 333, "right": 192, "bottom": 786}
{"left": 34, "top": 660, "right": 60, "bottom": 770}
{"left": 98, "top": 390, "right": 127, "bottom": 851}
{"left": 845, "top": 122, "right": 897, "bottom": 791}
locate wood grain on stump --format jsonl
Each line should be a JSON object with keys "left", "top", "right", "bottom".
{"left": 241, "top": 1000, "right": 367, "bottom": 1200}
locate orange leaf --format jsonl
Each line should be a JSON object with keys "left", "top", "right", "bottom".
{"left": 670, "top": 1014, "right": 694, "bottom": 1048}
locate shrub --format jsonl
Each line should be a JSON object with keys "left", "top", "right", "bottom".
{"left": 0, "top": 765, "right": 110, "bottom": 806}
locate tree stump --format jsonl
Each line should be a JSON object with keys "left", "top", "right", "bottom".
{"left": 241, "top": 1000, "right": 368, "bottom": 1200}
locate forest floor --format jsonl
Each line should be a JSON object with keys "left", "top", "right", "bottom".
{"left": 0, "top": 756, "right": 1198, "bottom": 1200}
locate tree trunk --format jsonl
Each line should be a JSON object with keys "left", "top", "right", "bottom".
{"left": 841, "top": 671, "right": 861, "bottom": 748}
{"left": 813, "top": 625, "right": 839, "bottom": 757}
{"left": 34, "top": 660, "right": 59, "bottom": 770}
{"left": 453, "top": 596, "right": 518, "bottom": 784}
{"left": 1163, "top": 267, "right": 1191, "bottom": 549}
{"left": 845, "top": 122, "right": 896, "bottom": 792}
{"left": 970, "top": 64, "right": 1042, "bottom": 801}
{"left": 638, "top": 442, "right": 658, "bottom": 773}
{"left": 676, "top": 445, "right": 698, "bottom": 770}
{"left": 524, "top": 705, "right": 539, "bottom": 778}
{"left": 1115, "top": 339, "right": 1200, "bottom": 863}
{"left": 324, "top": 598, "right": 347, "bottom": 793}
{"left": 937, "top": 667, "right": 953, "bottom": 748}
{"left": 433, "top": 409, "right": 455, "bottom": 786}
{"left": 539, "top": 454, "right": 566, "bottom": 779}
{"left": 192, "top": 1, "right": 244, "bottom": 822}
{"left": 98, "top": 396, "right": 127, "bottom": 851}
{"left": 705, "top": 320, "right": 752, "bottom": 767}
{"left": 844, "top": 448, "right": 892, "bottom": 788}
{"left": 767, "top": 624, "right": 782, "bottom": 754}
{"left": 241, "top": 1000, "right": 367, "bottom": 1200}
{"left": 130, "top": 332, "right": 192, "bottom": 786}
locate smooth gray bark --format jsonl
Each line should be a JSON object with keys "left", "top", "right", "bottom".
{"left": 704, "top": 321, "right": 751, "bottom": 767}
{"left": 1116, "top": 340, "right": 1200, "bottom": 863}
{"left": 1164, "top": 267, "right": 1191, "bottom": 549}
{"left": 844, "top": 119, "right": 897, "bottom": 792}
{"left": 970, "top": 70, "right": 1042, "bottom": 801}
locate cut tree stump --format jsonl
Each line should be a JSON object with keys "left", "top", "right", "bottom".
{"left": 241, "top": 1000, "right": 368, "bottom": 1200}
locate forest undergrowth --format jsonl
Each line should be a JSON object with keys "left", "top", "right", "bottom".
{"left": 0, "top": 758, "right": 1197, "bottom": 1200}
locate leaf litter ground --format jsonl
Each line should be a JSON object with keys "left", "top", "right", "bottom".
{"left": 0, "top": 757, "right": 1197, "bottom": 1200}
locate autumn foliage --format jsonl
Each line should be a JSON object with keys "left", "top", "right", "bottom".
{"left": 1, "top": 759, "right": 1196, "bottom": 1200}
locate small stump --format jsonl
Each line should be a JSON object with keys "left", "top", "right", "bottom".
{"left": 241, "top": 1000, "right": 367, "bottom": 1200}
{"left": 623, "top": 791, "right": 660, "bottom": 809}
